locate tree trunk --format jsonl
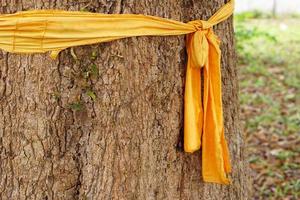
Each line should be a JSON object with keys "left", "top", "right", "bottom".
{"left": 0, "top": 0, "right": 251, "bottom": 200}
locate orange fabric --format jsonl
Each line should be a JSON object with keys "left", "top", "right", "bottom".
{"left": 0, "top": 0, "right": 234, "bottom": 184}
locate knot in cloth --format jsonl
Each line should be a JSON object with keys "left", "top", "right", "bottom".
{"left": 188, "top": 20, "right": 212, "bottom": 31}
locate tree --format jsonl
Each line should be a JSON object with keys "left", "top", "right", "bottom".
{"left": 0, "top": 0, "right": 251, "bottom": 199}
{"left": 272, "top": 0, "right": 277, "bottom": 18}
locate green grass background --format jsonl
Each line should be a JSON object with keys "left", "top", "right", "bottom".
{"left": 235, "top": 11, "right": 300, "bottom": 200}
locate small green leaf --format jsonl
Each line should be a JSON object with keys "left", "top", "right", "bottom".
{"left": 91, "top": 51, "right": 97, "bottom": 60}
{"left": 90, "top": 64, "right": 99, "bottom": 76}
{"left": 69, "top": 102, "right": 83, "bottom": 111}
{"left": 86, "top": 90, "right": 96, "bottom": 101}
{"left": 52, "top": 92, "right": 61, "bottom": 101}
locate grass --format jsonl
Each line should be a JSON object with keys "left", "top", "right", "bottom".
{"left": 235, "top": 12, "right": 300, "bottom": 200}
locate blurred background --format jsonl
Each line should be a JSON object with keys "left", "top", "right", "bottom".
{"left": 235, "top": 0, "right": 300, "bottom": 199}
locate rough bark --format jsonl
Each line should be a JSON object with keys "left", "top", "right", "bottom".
{"left": 0, "top": 0, "right": 251, "bottom": 199}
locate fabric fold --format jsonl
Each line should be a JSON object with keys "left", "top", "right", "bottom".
{"left": 0, "top": 0, "right": 235, "bottom": 184}
{"left": 183, "top": 1, "right": 234, "bottom": 184}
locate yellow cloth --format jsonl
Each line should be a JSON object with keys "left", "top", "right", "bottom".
{"left": 0, "top": 0, "right": 234, "bottom": 184}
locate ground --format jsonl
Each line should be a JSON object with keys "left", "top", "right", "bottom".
{"left": 235, "top": 12, "right": 300, "bottom": 200}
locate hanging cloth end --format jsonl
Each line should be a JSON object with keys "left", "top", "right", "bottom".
{"left": 203, "top": 175, "right": 231, "bottom": 185}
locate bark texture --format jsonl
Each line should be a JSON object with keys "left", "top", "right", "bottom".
{"left": 0, "top": 0, "right": 251, "bottom": 199}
